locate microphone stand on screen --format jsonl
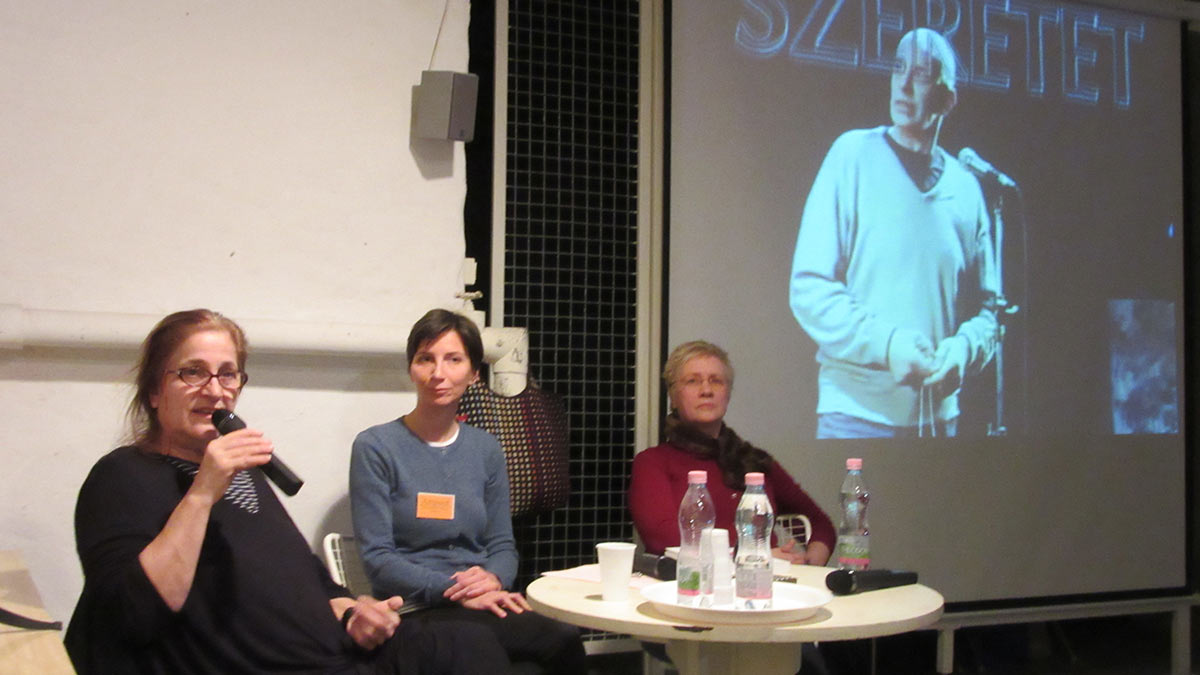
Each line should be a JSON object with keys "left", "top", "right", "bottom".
{"left": 958, "top": 147, "right": 1025, "bottom": 437}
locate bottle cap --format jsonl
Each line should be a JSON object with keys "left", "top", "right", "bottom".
{"left": 687, "top": 470, "right": 707, "bottom": 484}
{"left": 744, "top": 472, "right": 765, "bottom": 485}
{"left": 846, "top": 458, "right": 863, "bottom": 471}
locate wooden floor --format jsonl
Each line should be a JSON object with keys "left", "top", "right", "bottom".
{"left": 585, "top": 613, "right": 1176, "bottom": 674}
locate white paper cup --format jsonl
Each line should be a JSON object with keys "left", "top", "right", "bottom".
{"left": 595, "top": 542, "right": 637, "bottom": 601}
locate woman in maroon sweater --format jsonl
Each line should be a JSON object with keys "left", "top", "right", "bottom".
{"left": 630, "top": 340, "right": 835, "bottom": 565}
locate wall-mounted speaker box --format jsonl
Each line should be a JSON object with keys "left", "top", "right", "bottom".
{"left": 413, "top": 70, "right": 479, "bottom": 142}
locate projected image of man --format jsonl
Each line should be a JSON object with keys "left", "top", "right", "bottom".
{"left": 789, "top": 28, "right": 998, "bottom": 438}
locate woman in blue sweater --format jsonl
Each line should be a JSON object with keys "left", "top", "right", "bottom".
{"left": 350, "top": 309, "right": 585, "bottom": 673}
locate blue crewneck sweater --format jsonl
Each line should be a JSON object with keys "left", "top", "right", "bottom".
{"left": 350, "top": 419, "right": 517, "bottom": 604}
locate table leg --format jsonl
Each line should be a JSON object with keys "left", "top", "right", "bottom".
{"left": 665, "top": 640, "right": 803, "bottom": 675}
{"left": 1171, "top": 606, "right": 1190, "bottom": 675}
{"left": 936, "top": 628, "right": 955, "bottom": 674}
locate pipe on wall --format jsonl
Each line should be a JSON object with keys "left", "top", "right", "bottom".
{"left": 480, "top": 326, "right": 528, "bottom": 396}
{"left": 0, "top": 304, "right": 407, "bottom": 357}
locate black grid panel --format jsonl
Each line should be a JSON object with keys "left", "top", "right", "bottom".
{"left": 504, "top": 1, "right": 640, "bottom": 592}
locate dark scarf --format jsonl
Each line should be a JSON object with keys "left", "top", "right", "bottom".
{"left": 663, "top": 413, "right": 774, "bottom": 491}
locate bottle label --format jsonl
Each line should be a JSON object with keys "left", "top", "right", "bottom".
{"left": 677, "top": 568, "right": 701, "bottom": 595}
{"left": 836, "top": 535, "right": 870, "bottom": 570}
{"left": 735, "top": 566, "right": 773, "bottom": 600}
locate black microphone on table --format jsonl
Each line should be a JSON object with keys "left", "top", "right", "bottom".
{"left": 826, "top": 568, "right": 918, "bottom": 595}
{"left": 211, "top": 409, "right": 304, "bottom": 496}
{"left": 958, "top": 147, "right": 1017, "bottom": 189}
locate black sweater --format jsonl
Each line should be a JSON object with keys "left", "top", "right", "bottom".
{"left": 66, "top": 447, "right": 355, "bottom": 674}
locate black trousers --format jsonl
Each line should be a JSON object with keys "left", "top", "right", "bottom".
{"left": 362, "top": 615, "right": 509, "bottom": 675}
{"left": 405, "top": 605, "right": 587, "bottom": 675}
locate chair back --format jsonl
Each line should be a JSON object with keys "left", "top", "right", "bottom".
{"left": 322, "top": 532, "right": 373, "bottom": 597}
{"left": 774, "top": 513, "right": 812, "bottom": 550}
{"left": 457, "top": 381, "right": 570, "bottom": 516}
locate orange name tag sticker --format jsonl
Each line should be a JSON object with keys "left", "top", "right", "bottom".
{"left": 416, "top": 492, "right": 455, "bottom": 520}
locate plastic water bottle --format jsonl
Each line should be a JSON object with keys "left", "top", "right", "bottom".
{"left": 734, "top": 472, "right": 774, "bottom": 609}
{"left": 835, "top": 458, "right": 870, "bottom": 570}
{"left": 677, "top": 470, "right": 715, "bottom": 606}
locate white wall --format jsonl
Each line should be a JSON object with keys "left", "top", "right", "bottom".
{"left": 0, "top": 0, "right": 476, "bottom": 626}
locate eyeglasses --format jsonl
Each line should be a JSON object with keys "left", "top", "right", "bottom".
{"left": 170, "top": 366, "right": 249, "bottom": 390}
{"left": 679, "top": 374, "right": 728, "bottom": 390}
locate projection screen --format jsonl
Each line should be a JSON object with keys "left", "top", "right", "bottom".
{"left": 667, "top": 0, "right": 1186, "bottom": 604}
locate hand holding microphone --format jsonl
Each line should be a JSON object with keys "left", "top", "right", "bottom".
{"left": 211, "top": 409, "right": 304, "bottom": 496}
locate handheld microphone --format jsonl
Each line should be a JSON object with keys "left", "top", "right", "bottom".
{"left": 826, "top": 568, "right": 918, "bottom": 595}
{"left": 957, "top": 147, "right": 1017, "bottom": 189}
{"left": 211, "top": 409, "right": 304, "bottom": 496}
{"left": 632, "top": 552, "right": 677, "bottom": 581}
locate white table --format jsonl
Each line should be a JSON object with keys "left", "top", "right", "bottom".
{"left": 526, "top": 563, "right": 943, "bottom": 675}
{"left": 0, "top": 551, "right": 75, "bottom": 674}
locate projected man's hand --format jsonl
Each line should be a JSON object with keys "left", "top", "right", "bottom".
{"left": 924, "top": 336, "right": 969, "bottom": 393}
{"left": 887, "top": 329, "right": 936, "bottom": 387}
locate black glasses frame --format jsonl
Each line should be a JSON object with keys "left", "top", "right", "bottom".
{"left": 170, "top": 367, "right": 249, "bottom": 390}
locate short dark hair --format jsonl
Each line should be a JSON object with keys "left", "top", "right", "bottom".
{"left": 128, "top": 309, "right": 248, "bottom": 448}
{"left": 406, "top": 309, "right": 484, "bottom": 372}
